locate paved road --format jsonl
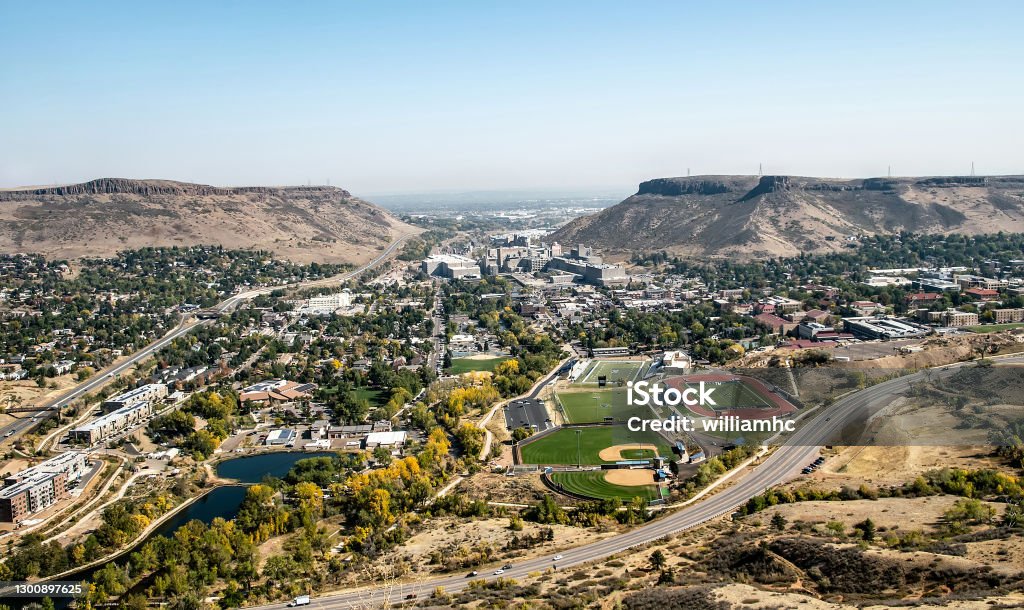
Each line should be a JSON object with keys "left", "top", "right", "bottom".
{"left": 0, "top": 238, "right": 409, "bottom": 446}
{"left": 248, "top": 357, "right": 1023, "bottom": 609}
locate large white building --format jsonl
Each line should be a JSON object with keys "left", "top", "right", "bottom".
{"left": 305, "top": 291, "right": 352, "bottom": 313}
{"left": 421, "top": 254, "right": 479, "bottom": 279}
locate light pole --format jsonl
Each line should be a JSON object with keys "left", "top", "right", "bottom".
{"left": 575, "top": 429, "right": 581, "bottom": 468}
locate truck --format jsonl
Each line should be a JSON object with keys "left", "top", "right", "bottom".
{"left": 288, "top": 595, "right": 310, "bottom": 607}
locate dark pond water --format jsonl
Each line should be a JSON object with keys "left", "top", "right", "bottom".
{"left": 216, "top": 450, "right": 336, "bottom": 483}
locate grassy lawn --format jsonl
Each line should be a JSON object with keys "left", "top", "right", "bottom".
{"left": 549, "top": 470, "right": 659, "bottom": 501}
{"left": 964, "top": 323, "right": 1024, "bottom": 334}
{"left": 352, "top": 387, "right": 386, "bottom": 406}
{"left": 447, "top": 356, "right": 510, "bottom": 374}
{"left": 520, "top": 425, "right": 673, "bottom": 465}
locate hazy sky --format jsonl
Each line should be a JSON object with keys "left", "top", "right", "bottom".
{"left": 2, "top": 1, "right": 1022, "bottom": 196}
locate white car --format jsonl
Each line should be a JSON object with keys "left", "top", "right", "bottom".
{"left": 493, "top": 569, "right": 504, "bottom": 575}
{"left": 553, "top": 554, "right": 563, "bottom": 561}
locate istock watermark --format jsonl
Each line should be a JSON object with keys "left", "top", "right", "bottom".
{"left": 626, "top": 380, "right": 717, "bottom": 407}
{"left": 624, "top": 379, "right": 797, "bottom": 434}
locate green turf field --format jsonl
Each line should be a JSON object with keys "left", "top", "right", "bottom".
{"left": 555, "top": 388, "right": 638, "bottom": 423}
{"left": 549, "top": 470, "right": 660, "bottom": 501}
{"left": 520, "top": 425, "right": 673, "bottom": 465}
{"left": 447, "top": 356, "right": 510, "bottom": 374}
{"left": 576, "top": 360, "right": 644, "bottom": 384}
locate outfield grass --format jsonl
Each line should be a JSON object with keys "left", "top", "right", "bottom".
{"left": 549, "top": 470, "right": 659, "bottom": 501}
{"left": 520, "top": 425, "right": 673, "bottom": 465}
{"left": 964, "top": 323, "right": 1024, "bottom": 334}
{"left": 447, "top": 356, "right": 510, "bottom": 374}
{"left": 556, "top": 388, "right": 638, "bottom": 423}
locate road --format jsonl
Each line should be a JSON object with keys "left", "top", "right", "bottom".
{"left": 249, "top": 357, "right": 1023, "bottom": 609}
{"left": 1, "top": 237, "right": 409, "bottom": 446}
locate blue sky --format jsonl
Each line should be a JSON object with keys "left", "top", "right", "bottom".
{"left": 2, "top": 1, "right": 1022, "bottom": 195}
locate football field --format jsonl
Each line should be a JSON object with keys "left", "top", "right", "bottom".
{"left": 576, "top": 359, "right": 647, "bottom": 385}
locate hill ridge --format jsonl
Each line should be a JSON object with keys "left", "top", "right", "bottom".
{"left": 0, "top": 178, "right": 417, "bottom": 264}
{"left": 552, "top": 174, "right": 1024, "bottom": 260}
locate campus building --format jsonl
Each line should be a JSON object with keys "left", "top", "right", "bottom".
{"left": 421, "top": 254, "right": 479, "bottom": 279}
{"left": 0, "top": 471, "right": 70, "bottom": 523}
{"left": 842, "top": 316, "right": 930, "bottom": 340}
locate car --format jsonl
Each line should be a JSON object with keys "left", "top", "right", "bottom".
{"left": 404, "top": 594, "right": 417, "bottom": 600}
{"left": 4, "top": 431, "right": 13, "bottom": 438}
{"left": 502, "top": 563, "right": 513, "bottom": 570}
{"left": 493, "top": 569, "right": 504, "bottom": 575}
{"left": 553, "top": 554, "right": 563, "bottom": 561}
{"left": 466, "top": 571, "right": 478, "bottom": 577}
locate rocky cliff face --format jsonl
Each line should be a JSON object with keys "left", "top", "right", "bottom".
{"left": 551, "top": 175, "right": 1024, "bottom": 260}
{"left": 0, "top": 178, "right": 353, "bottom": 200}
{"left": 0, "top": 178, "right": 417, "bottom": 264}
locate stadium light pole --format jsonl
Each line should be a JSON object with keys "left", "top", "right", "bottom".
{"left": 576, "top": 429, "right": 581, "bottom": 468}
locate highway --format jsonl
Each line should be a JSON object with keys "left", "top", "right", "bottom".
{"left": 0, "top": 237, "right": 410, "bottom": 446}
{"left": 250, "top": 357, "right": 1023, "bottom": 609}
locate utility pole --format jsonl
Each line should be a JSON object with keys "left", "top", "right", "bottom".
{"left": 758, "top": 163, "right": 763, "bottom": 177}
{"left": 576, "top": 429, "right": 581, "bottom": 468}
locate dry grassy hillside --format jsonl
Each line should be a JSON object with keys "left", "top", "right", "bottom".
{"left": 0, "top": 178, "right": 419, "bottom": 264}
{"left": 552, "top": 174, "right": 1024, "bottom": 260}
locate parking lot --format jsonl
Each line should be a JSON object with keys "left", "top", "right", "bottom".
{"left": 503, "top": 398, "right": 553, "bottom": 433}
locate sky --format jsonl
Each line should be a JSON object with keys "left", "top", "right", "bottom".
{"left": 2, "top": 1, "right": 1023, "bottom": 196}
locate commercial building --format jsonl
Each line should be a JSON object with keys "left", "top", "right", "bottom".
{"left": 364, "top": 430, "right": 408, "bottom": 449}
{"left": 102, "top": 383, "right": 168, "bottom": 413}
{"left": 843, "top": 316, "right": 930, "bottom": 340}
{"left": 69, "top": 401, "right": 154, "bottom": 445}
{"left": 264, "top": 429, "right": 296, "bottom": 446}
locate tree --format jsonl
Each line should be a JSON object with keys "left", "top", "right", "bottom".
{"left": 649, "top": 549, "right": 667, "bottom": 571}
{"left": 856, "top": 517, "right": 876, "bottom": 541}
{"left": 770, "top": 512, "right": 788, "bottom": 532}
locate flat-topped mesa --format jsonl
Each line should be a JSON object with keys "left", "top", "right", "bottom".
{"left": 637, "top": 178, "right": 733, "bottom": 197}
{"left": 0, "top": 178, "right": 351, "bottom": 201}
{"left": 740, "top": 175, "right": 794, "bottom": 201}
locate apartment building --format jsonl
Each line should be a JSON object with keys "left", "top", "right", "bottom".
{"left": 102, "top": 383, "right": 168, "bottom": 413}
{"left": 4, "top": 451, "right": 88, "bottom": 486}
{"left": 0, "top": 471, "right": 69, "bottom": 522}
{"left": 70, "top": 401, "right": 153, "bottom": 445}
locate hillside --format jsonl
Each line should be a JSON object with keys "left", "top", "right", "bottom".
{"left": 551, "top": 175, "right": 1024, "bottom": 260}
{"left": 0, "top": 178, "right": 419, "bottom": 264}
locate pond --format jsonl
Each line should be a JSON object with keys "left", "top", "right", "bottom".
{"left": 216, "top": 450, "right": 337, "bottom": 483}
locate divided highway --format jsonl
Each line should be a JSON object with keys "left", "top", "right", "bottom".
{"left": 1, "top": 238, "right": 409, "bottom": 445}
{"left": 251, "top": 358, "right": 1022, "bottom": 609}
